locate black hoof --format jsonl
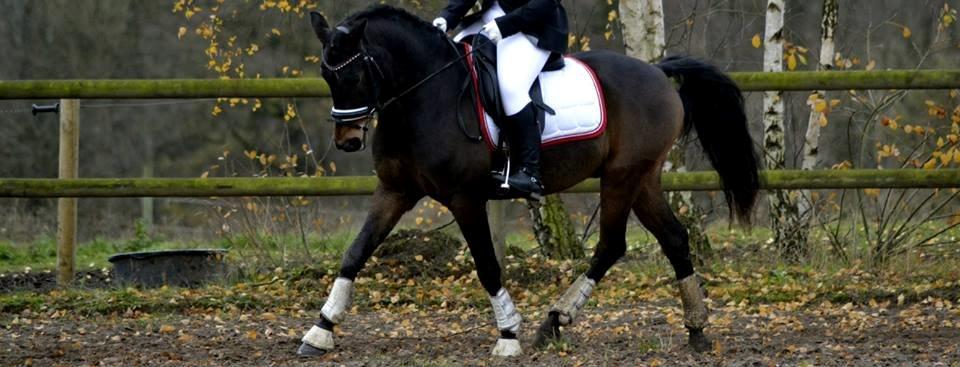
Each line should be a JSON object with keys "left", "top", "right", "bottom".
{"left": 687, "top": 328, "right": 712, "bottom": 353}
{"left": 533, "top": 312, "right": 563, "bottom": 348}
{"left": 297, "top": 342, "right": 329, "bottom": 357}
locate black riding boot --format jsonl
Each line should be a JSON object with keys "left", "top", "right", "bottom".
{"left": 503, "top": 103, "right": 544, "bottom": 198}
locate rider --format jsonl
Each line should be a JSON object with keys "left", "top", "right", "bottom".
{"left": 433, "top": 0, "right": 568, "bottom": 198}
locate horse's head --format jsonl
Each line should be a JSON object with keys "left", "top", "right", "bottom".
{"left": 311, "top": 12, "right": 379, "bottom": 152}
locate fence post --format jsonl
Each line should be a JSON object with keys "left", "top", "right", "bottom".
{"left": 57, "top": 99, "right": 79, "bottom": 286}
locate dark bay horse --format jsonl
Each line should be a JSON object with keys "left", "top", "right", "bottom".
{"left": 298, "top": 5, "right": 759, "bottom": 357}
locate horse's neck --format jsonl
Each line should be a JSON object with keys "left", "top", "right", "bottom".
{"left": 371, "top": 31, "right": 467, "bottom": 149}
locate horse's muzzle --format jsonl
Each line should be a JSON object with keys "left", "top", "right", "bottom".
{"left": 336, "top": 137, "right": 363, "bottom": 152}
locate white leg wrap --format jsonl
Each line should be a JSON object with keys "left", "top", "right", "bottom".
{"left": 301, "top": 325, "right": 335, "bottom": 350}
{"left": 492, "top": 338, "right": 523, "bottom": 357}
{"left": 489, "top": 288, "right": 522, "bottom": 333}
{"left": 320, "top": 277, "right": 354, "bottom": 324}
{"left": 550, "top": 274, "right": 596, "bottom": 326}
{"left": 678, "top": 275, "right": 709, "bottom": 330}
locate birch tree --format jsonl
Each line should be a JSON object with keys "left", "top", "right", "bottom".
{"left": 619, "top": 0, "right": 712, "bottom": 263}
{"left": 798, "top": 0, "right": 839, "bottom": 220}
{"left": 620, "top": 0, "right": 665, "bottom": 62}
{"left": 762, "top": 0, "right": 807, "bottom": 261}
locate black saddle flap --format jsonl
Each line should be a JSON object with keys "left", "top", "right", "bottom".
{"left": 463, "top": 35, "right": 563, "bottom": 132}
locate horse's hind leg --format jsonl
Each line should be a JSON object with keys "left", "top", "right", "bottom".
{"left": 535, "top": 179, "right": 635, "bottom": 347}
{"left": 631, "top": 180, "right": 711, "bottom": 352}
{"left": 298, "top": 187, "right": 420, "bottom": 356}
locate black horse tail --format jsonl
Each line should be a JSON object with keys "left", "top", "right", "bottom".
{"left": 656, "top": 56, "right": 760, "bottom": 224}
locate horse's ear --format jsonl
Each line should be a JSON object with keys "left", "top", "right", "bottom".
{"left": 349, "top": 19, "right": 368, "bottom": 43}
{"left": 310, "top": 11, "right": 330, "bottom": 43}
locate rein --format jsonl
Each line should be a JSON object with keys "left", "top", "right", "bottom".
{"left": 323, "top": 35, "right": 490, "bottom": 141}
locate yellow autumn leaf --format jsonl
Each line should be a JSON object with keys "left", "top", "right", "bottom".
{"left": 329, "top": 161, "right": 337, "bottom": 173}
{"left": 923, "top": 158, "right": 938, "bottom": 170}
{"left": 177, "top": 26, "right": 188, "bottom": 39}
{"left": 942, "top": 148, "right": 955, "bottom": 165}
{"left": 819, "top": 113, "right": 829, "bottom": 127}
{"left": 787, "top": 54, "right": 798, "bottom": 71}
{"left": 245, "top": 330, "right": 258, "bottom": 340}
{"left": 415, "top": 217, "right": 424, "bottom": 225}
{"left": 865, "top": 60, "right": 877, "bottom": 71}
{"left": 813, "top": 99, "right": 828, "bottom": 113}
{"left": 830, "top": 99, "right": 842, "bottom": 108}
{"left": 159, "top": 325, "right": 176, "bottom": 334}
{"left": 751, "top": 34, "right": 762, "bottom": 49}
{"left": 902, "top": 26, "right": 912, "bottom": 39}
{"left": 863, "top": 188, "right": 881, "bottom": 197}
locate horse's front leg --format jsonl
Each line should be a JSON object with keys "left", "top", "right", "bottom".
{"left": 297, "top": 187, "right": 421, "bottom": 356}
{"left": 449, "top": 197, "right": 522, "bottom": 357}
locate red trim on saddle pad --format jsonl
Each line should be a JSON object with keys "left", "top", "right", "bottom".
{"left": 461, "top": 42, "right": 608, "bottom": 151}
{"left": 462, "top": 43, "right": 496, "bottom": 148}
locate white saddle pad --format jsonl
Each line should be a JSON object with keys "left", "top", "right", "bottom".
{"left": 478, "top": 57, "right": 607, "bottom": 150}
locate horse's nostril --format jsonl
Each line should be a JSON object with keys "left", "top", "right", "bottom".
{"left": 338, "top": 138, "right": 362, "bottom": 152}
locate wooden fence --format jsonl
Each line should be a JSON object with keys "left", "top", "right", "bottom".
{"left": 3, "top": 69, "right": 960, "bottom": 285}
{"left": 1, "top": 70, "right": 960, "bottom": 100}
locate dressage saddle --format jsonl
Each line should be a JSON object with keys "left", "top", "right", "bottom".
{"left": 461, "top": 34, "right": 564, "bottom": 132}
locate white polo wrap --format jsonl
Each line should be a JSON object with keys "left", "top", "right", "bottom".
{"left": 320, "top": 277, "right": 354, "bottom": 324}
{"left": 301, "top": 325, "right": 335, "bottom": 350}
{"left": 550, "top": 274, "right": 596, "bottom": 325}
{"left": 489, "top": 288, "right": 521, "bottom": 333}
{"left": 678, "top": 274, "right": 709, "bottom": 330}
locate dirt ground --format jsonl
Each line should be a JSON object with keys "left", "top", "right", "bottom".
{"left": 3, "top": 299, "right": 959, "bottom": 367}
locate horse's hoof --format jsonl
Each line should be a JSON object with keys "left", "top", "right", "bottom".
{"left": 297, "top": 342, "right": 329, "bottom": 357}
{"left": 687, "top": 328, "right": 712, "bottom": 353}
{"left": 492, "top": 338, "right": 522, "bottom": 357}
{"left": 298, "top": 325, "right": 334, "bottom": 356}
{"left": 533, "top": 315, "right": 562, "bottom": 348}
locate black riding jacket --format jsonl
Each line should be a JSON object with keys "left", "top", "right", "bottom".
{"left": 439, "top": 0, "right": 569, "bottom": 54}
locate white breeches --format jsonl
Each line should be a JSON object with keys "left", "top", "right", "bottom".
{"left": 454, "top": 1, "right": 551, "bottom": 116}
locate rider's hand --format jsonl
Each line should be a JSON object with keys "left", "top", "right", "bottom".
{"left": 432, "top": 17, "right": 447, "bottom": 32}
{"left": 482, "top": 20, "right": 502, "bottom": 44}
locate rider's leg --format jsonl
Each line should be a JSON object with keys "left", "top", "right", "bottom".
{"left": 497, "top": 33, "right": 550, "bottom": 196}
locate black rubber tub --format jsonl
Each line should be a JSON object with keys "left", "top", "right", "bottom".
{"left": 108, "top": 249, "right": 228, "bottom": 288}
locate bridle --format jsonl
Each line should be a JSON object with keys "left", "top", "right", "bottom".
{"left": 322, "top": 29, "right": 489, "bottom": 149}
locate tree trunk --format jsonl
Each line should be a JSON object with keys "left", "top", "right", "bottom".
{"left": 619, "top": 0, "right": 666, "bottom": 62}
{"left": 621, "top": 0, "right": 712, "bottom": 264}
{"left": 798, "top": 0, "right": 839, "bottom": 221}
{"left": 763, "top": 0, "right": 808, "bottom": 262}
{"left": 529, "top": 195, "right": 583, "bottom": 260}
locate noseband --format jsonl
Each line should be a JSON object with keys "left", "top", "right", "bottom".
{"left": 323, "top": 44, "right": 384, "bottom": 131}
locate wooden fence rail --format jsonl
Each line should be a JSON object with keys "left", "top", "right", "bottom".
{"left": 2, "top": 169, "right": 959, "bottom": 198}
{"left": 2, "top": 70, "right": 960, "bottom": 100}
